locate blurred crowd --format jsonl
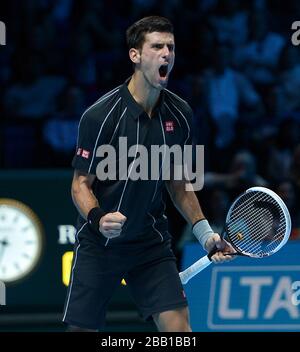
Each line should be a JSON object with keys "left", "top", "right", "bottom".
{"left": 0, "top": 0, "right": 299, "bottom": 240}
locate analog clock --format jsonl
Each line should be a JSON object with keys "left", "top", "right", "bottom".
{"left": 0, "top": 199, "right": 44, "bottom": 284}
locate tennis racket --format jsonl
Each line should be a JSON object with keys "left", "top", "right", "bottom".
{"left": 179, "top": 186, "right": 291, "bottom": 284}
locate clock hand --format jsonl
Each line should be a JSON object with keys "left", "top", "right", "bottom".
{"left": 0, "top": 238, "right": 9, "bottom": 265}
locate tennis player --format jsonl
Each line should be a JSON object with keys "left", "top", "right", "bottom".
{"left": 62, "top": 16, "right": 234, "bottom": 332}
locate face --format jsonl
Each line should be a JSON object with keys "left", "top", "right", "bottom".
{"left": 133, "top": 31, "right": 175, "bottom": 89}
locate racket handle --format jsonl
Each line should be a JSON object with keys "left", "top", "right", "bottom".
{"left": 179, "top": 255, "right": 212, "bottom": 285}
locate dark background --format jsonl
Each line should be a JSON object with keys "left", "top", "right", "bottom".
{"left": 0, "top": 0, "right": 300, "bottom": 331}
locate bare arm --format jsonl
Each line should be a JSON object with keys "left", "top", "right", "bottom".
{"left": 71, "top": 170, "right": 126, "bottom": 238}
{"left": 166, "top": 178, "right": 234, "bottom": 261}
{"left": 71, "top": 170, "right": 98, "bottom": 219}
{"left": 165, "top": 179, "right": 205, "bottom": 225}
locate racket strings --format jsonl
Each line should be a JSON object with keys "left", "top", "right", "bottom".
{"left": 227, "top": 191, "right": 286, "bottom": 257}
{"left": 228, "top": 213, "right": 275, "bottom": 255}
{"left": 229, "top": 198, "right": 285, "bottom": 254}
{"left": 229, "top": 192, "right": 281, "bottom": 231}
{"left": 233, "top": 202, "right": 285, "bottom": 249}
{"left": 228, "top": 222, "right": 277, "bottom": 256}
{"left": 229, "top": 191, "right": 272, "bottom": 221}
{"left": 238, "top": 219, "right": 284, "bottom": 255}
{"left": 230, "top": 203, "right": 285, "bottom": 255}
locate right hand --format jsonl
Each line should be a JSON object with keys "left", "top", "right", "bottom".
{"left": 204, "top": 233, "right": 235, "bottom": 263}
{"left": 99, "top": 212, "right": 127, "bottom": 239}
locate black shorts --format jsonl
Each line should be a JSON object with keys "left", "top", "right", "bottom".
{"left": 62, "top": 224, "right": 188, "bottom": 330}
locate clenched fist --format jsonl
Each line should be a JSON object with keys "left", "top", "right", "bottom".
{"left": 99, "top": 212, "right": 127, "bottom": 239}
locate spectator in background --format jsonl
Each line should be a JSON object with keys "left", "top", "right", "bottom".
{"left": 4, "top": 55, "right": 66, "bottom": 119}
{"left": 19, "top": 2, "right": 62, "bottom": 74}
{"left": 69, "top": 32, "right": 97, "bottom": 93}
{"left": 43, "top": 84, "right": 85, "bottom": 167}
{"left": 266, "top": 119, "right": 300, "bottom": 183}
{"left": 234, "top": 9, "right": 285, "bottom": 87}
{"left": 206, "top": 188, "right": 230, "bottom": 234}
{"left": 76, "top": 0, "right": 121, "bottom": 52}
{"left": 274, "top": 179, "right": 300, "bottom": 240}
{"left": 273, "top": 46, "right": 300, "bottom": 118}
{"left": 209, "top": 0, "right": 249, "bottom": 48}
{"left": 199, "top": 44, "right": 262, "bottom": 156}
{"left": 191, "top": 22, "right": 216, "bottom": 75}
{"left": 205, "top": 150, "right": 268, "bottom": 197}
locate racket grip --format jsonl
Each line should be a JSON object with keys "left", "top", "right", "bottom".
{"left": 179, "top": 255, "right": 212, "bottom": 285}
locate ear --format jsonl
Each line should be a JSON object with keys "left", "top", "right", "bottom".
{"left": 129, "top": 48, "right": 141, "bottom": 64}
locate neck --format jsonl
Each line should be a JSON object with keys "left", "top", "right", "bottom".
{"left": 127, "top": 72, "right": 161, "bottom": 118}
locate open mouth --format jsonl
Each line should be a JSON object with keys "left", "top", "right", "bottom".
{"left": 159, "top": 65, "right": 168, "bottom": 78}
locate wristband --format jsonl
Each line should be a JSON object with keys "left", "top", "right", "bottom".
{"left": 87, "top": 207, "right": 107, "bottom": 233}
{"left": 192, "top": 219, "right": 214, "bottom": 250}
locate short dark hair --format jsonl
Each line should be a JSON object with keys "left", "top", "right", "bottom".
{"left": 126, "top": 16, "right": 174, "bottom": 50}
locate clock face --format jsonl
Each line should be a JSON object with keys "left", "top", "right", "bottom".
{"left": 0, "top": 199, "right": 44, "bottom": 283}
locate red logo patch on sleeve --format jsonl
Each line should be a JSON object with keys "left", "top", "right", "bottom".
{"left": 82, "top": 149, "right": 90, "bottom": 159}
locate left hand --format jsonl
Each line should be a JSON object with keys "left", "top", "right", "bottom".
{"left": 204, "top": 233, "right": 236, "bottom": 263}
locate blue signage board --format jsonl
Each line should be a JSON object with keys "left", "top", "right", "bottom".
{"left": 181, "top": 241, "right": 300, "bottom": 331}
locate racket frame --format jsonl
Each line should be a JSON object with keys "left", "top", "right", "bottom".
{"left": 180, "top": 186, "right": 292, "bottom": 284}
